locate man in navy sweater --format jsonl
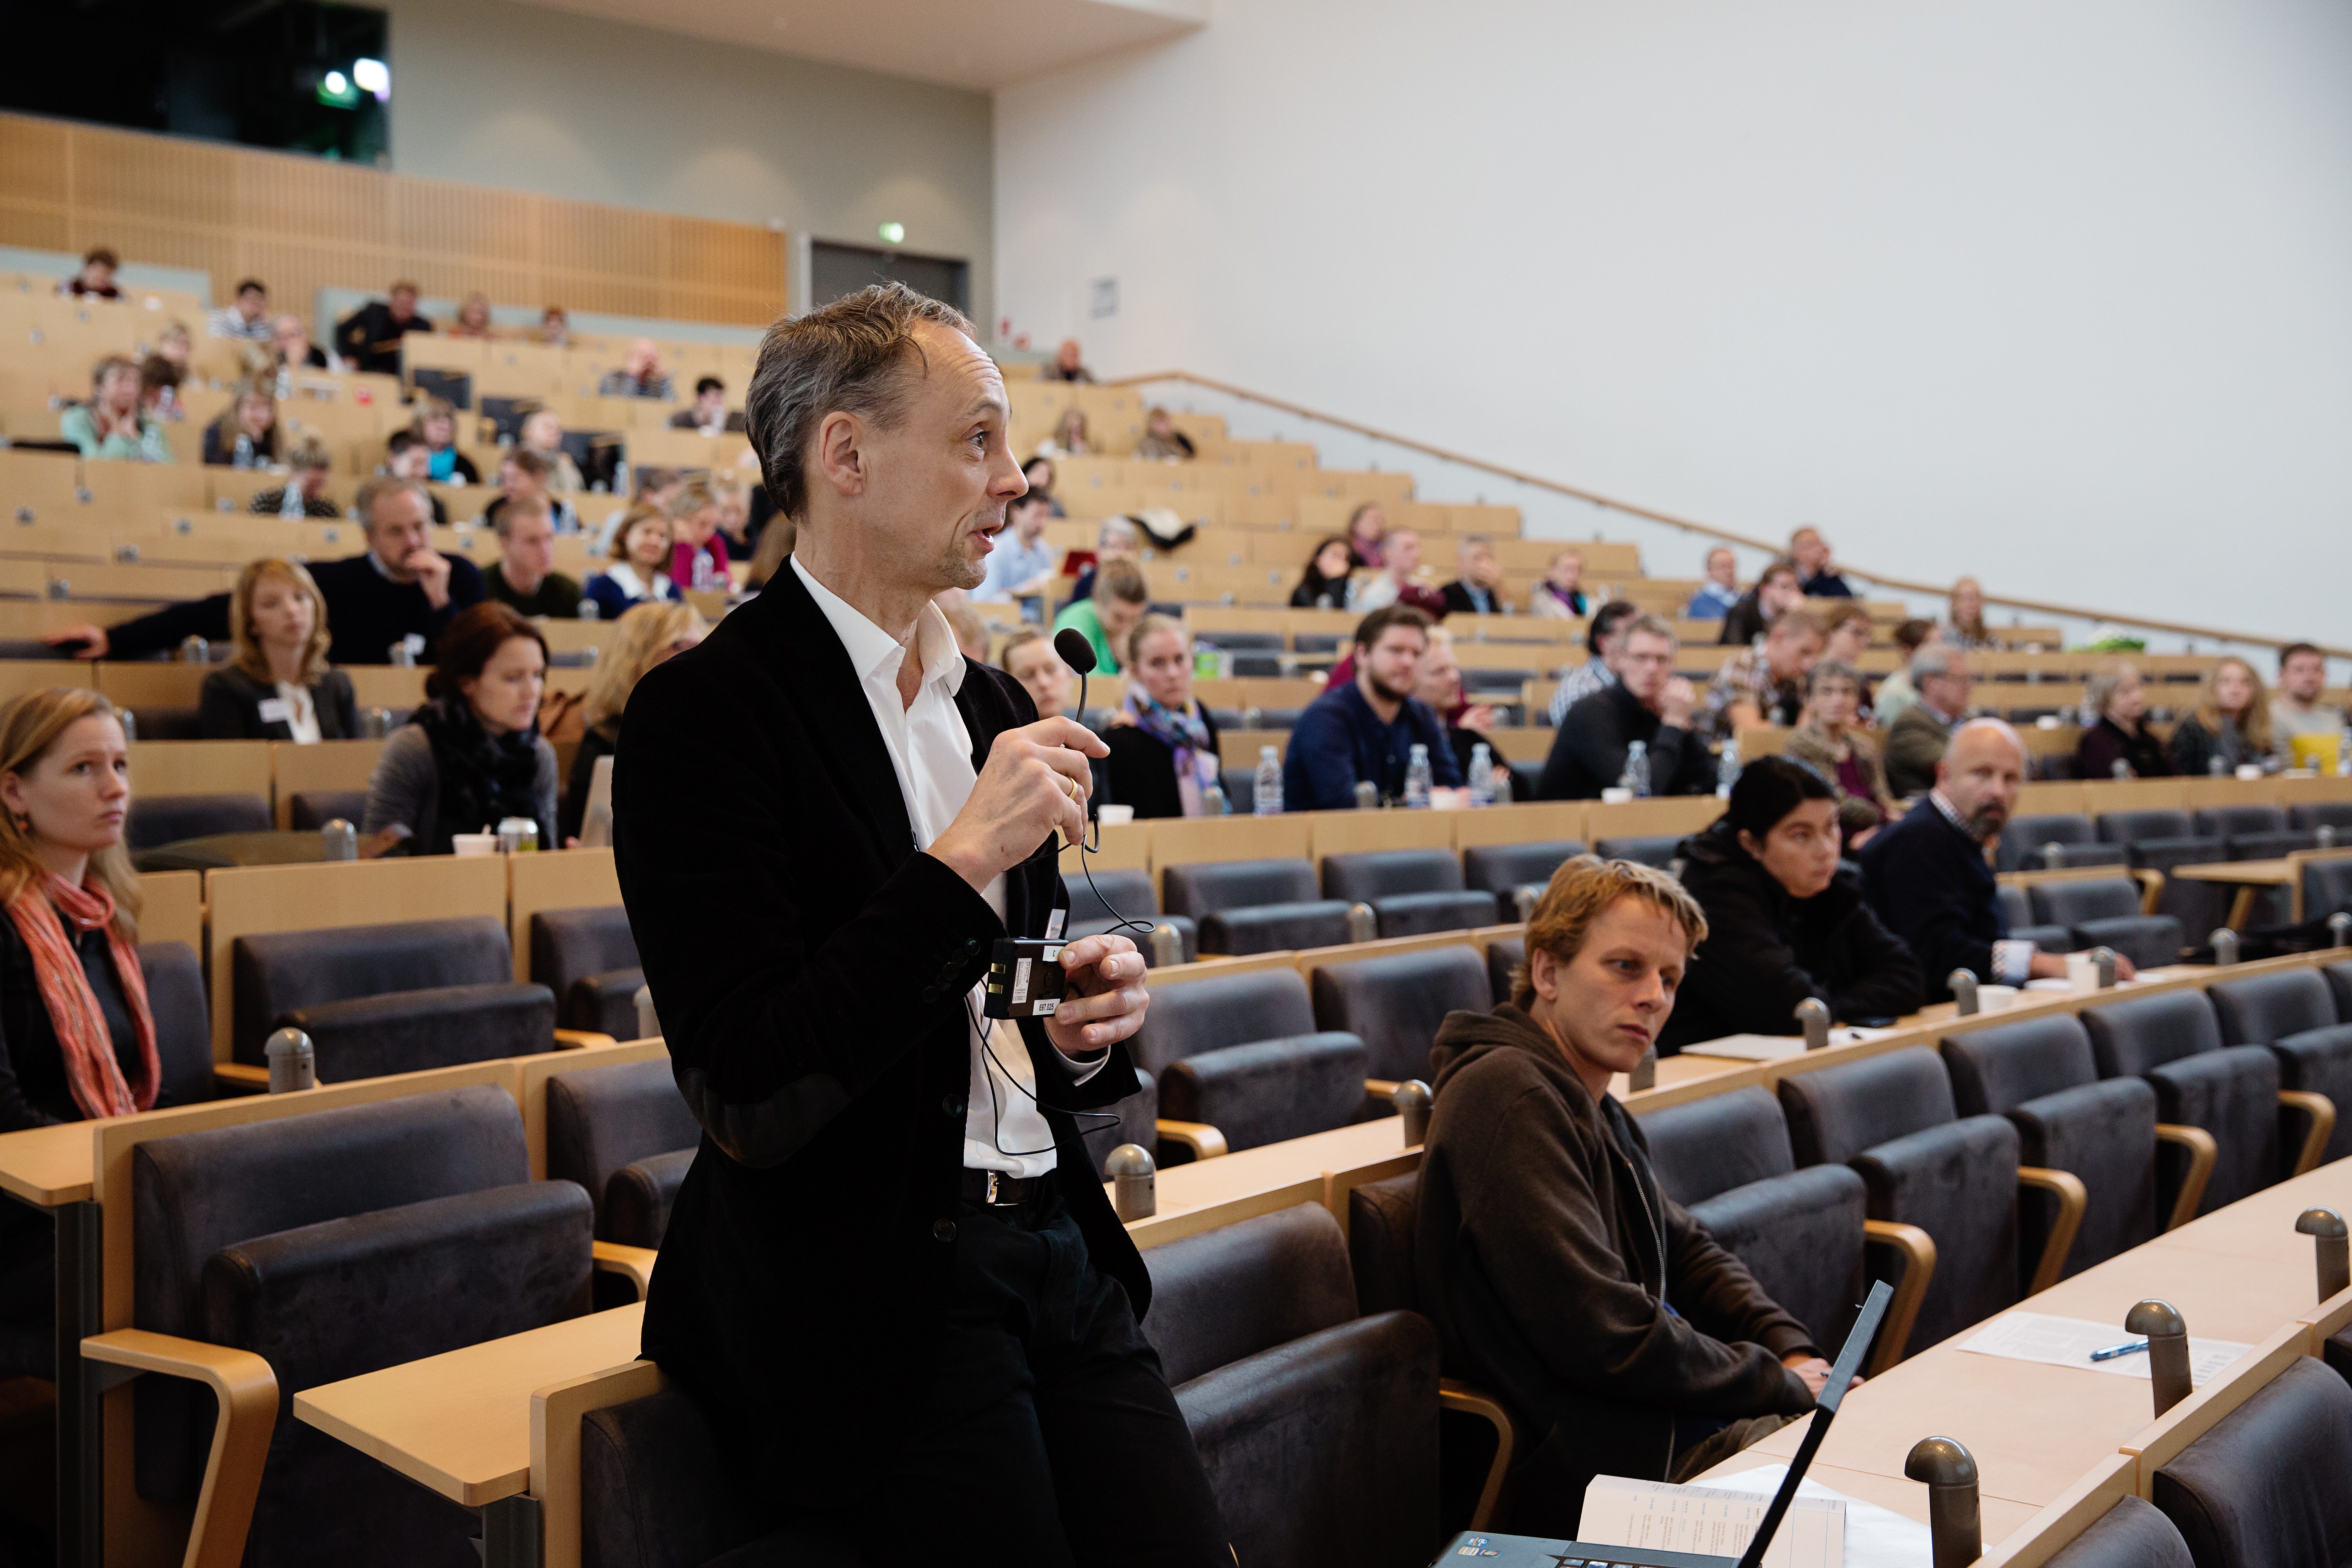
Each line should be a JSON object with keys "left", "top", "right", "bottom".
{"left": 44, "top": 479, "right": 484, "bottom": 666}
{"left": 1284, "top": 604, "right": 1463, "bottom": 810}
{"left": 1858, "top": 719, "right": 2135, "bottom": 1001}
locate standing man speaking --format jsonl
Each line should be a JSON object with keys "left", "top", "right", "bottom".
{"left": 612, "top": 285, "right": 1225, "bottom": 1561}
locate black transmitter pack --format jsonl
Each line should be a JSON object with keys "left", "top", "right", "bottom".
{"left": 983, "top": 938, "right": 1067, "bottom": 1020}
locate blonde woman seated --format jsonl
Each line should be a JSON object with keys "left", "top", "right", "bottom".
{"left": 2169, "top": 656, "right": 2274, "bottom": 776}
{"left": 1945, "top": 577, "right": 1999, "bottom": 651}
{"left": 517, "top": 408, "right": 587, "bottom": 492}
{"left": 2074, "top": 664, "right": 2173, "bottom": 780}
{"left": 558, "top": 601, "right": 706, "bottom": 845}
{"left": 1134, "top": 407, "right": 1196, "bottom": 461}
{"left": 198, "top": 560, "right": 359, "bottom": 741}
{"left": 584, "top": 506, "right": 680, "bottom": 619}
{"left": 1786, "top": 660, "right": 1893, "bottom": 822}
{"left": 1101, "top": 615, "right": 1222, "bottom": 819}
{"left": 1034, "top": 407, "right": 1090, "bottom": 459}
{"left": 200, "top": 381, "right": 282, "bottom": 469}
{"left": 998, "top": 626, "right": 1072, "bottom": 721}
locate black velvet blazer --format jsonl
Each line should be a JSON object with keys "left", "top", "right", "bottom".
{"left": 612, "top": 566, "right": 1146, "bottom": 1505}
{"left": 196, "top": 665, "right": 359, "bottom": 741}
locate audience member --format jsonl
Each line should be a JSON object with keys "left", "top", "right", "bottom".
{"left": 1861, "top": 719, "right": 2131, "bottom": 1000}
{"left": 335, "top": 280, "right": 433, "bottom": 375}
{"left": 410, "top": 397, "right": 480, "bottom": 484}
{"left": 1101, "top": 616, "right": 1223, "bottom": 818}
{"left": 669, "top": 376, "right": 746, "bottom": 433}
{"left": 1529, "top": 548, "right": 1590, "bottom": 619}
{"left": 559, "top": 601, "right": 705, "bottom": 844}
{"left": 1789, "top": 526, "right": 1853, "bottom": 597}
{"left": 1538, "top": 614, "right": 1709, "bottom": 800}
{"left": 488, "top": 449, "right": 579, "bottom": 535}
{"left": 1134, "top": 406, "right": 1195, "bottom": 461}
{"left": 665, "top": 482, "right": 731, "bottom": 592}
{"left": 1036, "top": 406, "right": 1090, "bottom": 458}
{"left": 2074, "top": 664, "right": 2173, "bottom": 780}
{"left": 536, "top": 306, "right": 570, "bottom": 347}
{"left": 1352, "top": 528, "right": 1446, "bottom": 616}
{"left": 206, "top": 278, "right": 273, "bottom": 342}
{"left": 381, "top": 430, "right": 450, "bottom": 524}
{"left": 1546, "top": 599, "right": 1641, "bottom": 724}
{"left": 1346, "top": 501, "right": 1387, "bottom": 568}
{"left": 61, "top": 356, "right": 170, "bottom": 462}
{"left": 1291, "top": 535, "right": 1356, "bottom": 610}
{"left": 151, "top": 321, "right": 194, "bottom": 375}
{"left": 1283, "top": 606, "right": 1462, "bottom": 810}
{"left": 197, "top": 560, "right": 359, "bottom": 742}
{"left": 1818, "top": 601, "right": 1873, "bottom": 669}
{"left": 248, "top": 441, "right": 342, "bottom": 519}
{"left": 1041, "top": 337, "right": 1094, "bottom": 382}
{"left": 942, "top": 597, "right": 991, "bottom": 664}
{"left": 1786, "top": 661, "right": 1893, "bottom": 821}
{"left": 1067, "top": 516, "right": 1139, "bottom": 604}
{"left": 1685, "top": 547, "right": 1742, "bottom": 619}
{"left": 1718, "top": 558, "right": 1805, "bottom": 646}
{"left": 270, "top": 312, "right": 334, "bottom": 373}
{"left": 1662, "top": 757, "right": 1921, "bottom": 1053}
{"left": 449, "top": 292, "right": 495, "bottom": 339}
{"left": 585, "top": 507, "right": 681, "bottom": 619}
{"left": 1883, "top": 646, "right": 1973, "bottom": 797}
{"left": 592, "top": 466, "right": 684, "bottom": 554}
{"left": 1870, "top": 619, "right": 1941, "bottom": 728}
{"left": 1440, "top": 534, "right": 1510, "bottom": 617}
{"left": 481, "top": 497, "right": 582, "bottom": 619}
{"left": 998, "top": 626, "right": 1073, "bottom": 721}
{"left": 976, "top": 490, "right": 1058, "bottom": 610}
{"left": 741, "top": 504, "right": 795, "bottom": 592}
{"left": 1945, "top": 576, "right": 1998, "bottom": 650}
{"left": 518, "top": 408, "right": 587, "bottom": 491}
{"left": 2169, "top": 655, "right": 2274, "bottom": 776}
{"left": 2270, "top": 643, "right": 2345, "bottom": 758}
{"left": 1702, "top": 607, "right": 1824, "bottom": 737}
{"left": 361, "top": 604, "right": 557, "bottom": 857}
{"left": 1052, "top": 559, "right": 1149, "bottom": 676}
{"left": 136, "top": 352, "right": 184, "bottom": 424}
{"left": 56, "top": 247, "right": 120, "bottom": 301}
{"left": 1417, "top": 856, "right": 1833, "bottom": 1529}
{"left": 599, "top": 339, "right": 674, "bottom": 400}
{"left": 711, "top": 471, "right": 758, "bottom": 561}
{"left": 1415, "top": 630, "right": 1520, "bottom": 801}
{"left": 1021, "top": 455, "right": 1067, "bottom": 517}
{"left": 199, "top": 381, "right": 281, "bottom": 469}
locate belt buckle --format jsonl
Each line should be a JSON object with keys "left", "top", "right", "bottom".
{"left": 984, "top": 1172, "right": 1009, "bottom": 1206}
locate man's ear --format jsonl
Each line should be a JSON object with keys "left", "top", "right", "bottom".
{"left": 813, "top": 410, "right": 866, "bottom": 501}
{"left": 1528, "top": 945, "right": 1560, "bottom": 1002}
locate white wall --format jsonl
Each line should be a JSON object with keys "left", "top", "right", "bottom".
{"left": 995, "top": 0, "right": 2352, "bottom": 646}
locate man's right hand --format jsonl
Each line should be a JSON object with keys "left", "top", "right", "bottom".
{"left": 929, "top": 718, "right": 1109, "bottom": 894}
{"left": 405, "top": 546, "right": 453, "bottom": 608}
{"left": 41, "top": 624, "right": 108, "bottom": 660}
{"left": 1658, "top": 677, "right": 1697, "bottom": 731}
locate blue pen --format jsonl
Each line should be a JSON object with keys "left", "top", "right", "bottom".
{"left": 2090, "top": 1339, "right": 2149, "bottom": 1362}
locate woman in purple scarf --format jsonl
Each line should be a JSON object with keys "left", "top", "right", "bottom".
{"left": 1101, "top": 614, "right": 1224, "bottom": 818}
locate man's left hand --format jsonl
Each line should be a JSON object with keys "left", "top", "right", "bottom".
{"left": 1044, "top": 933, "right": 1149, "bottom": 1058}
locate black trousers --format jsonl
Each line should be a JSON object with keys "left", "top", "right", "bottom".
{"left": 853, "top": 1182, "right": 1227, "bottom": 1568}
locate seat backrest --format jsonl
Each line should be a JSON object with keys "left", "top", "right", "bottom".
{"left": 1594, "top": 834, "right": 1681, "bottom": 870}
{"left": 546, "top": 1059, "right": 704, "bottom": 1233}
{"left": 1486, "top": 936, "right": 1524, "bottom": 1006}
{"left": 137, "top": 940, "right": 215, "bottom": 1108}
{"left": 1461, "top": 841, "right": 1586, "bottom": 894}
{"left": 2304, "top": 861, "right": 2352, "bottom": 926}
{"left": 1996, "top": 883, "right": 2034, "bottom": 931}
{"left": 1321, "top": 848, "right": 1464, "bottom": 901}
{"left": 1065, "top": 865, "right": 1159, "bottom": 925}
{"left": 2195, "top": 804, "right": 2287, "bottom": 839}
{"left": 1940, "top": 1013, "right": 2100, "bottom": 1115}
{"left": 1140, "top": 1201, "right": 1358, "bottom": 1386}
{"left": 2043, "top": 1495, "right": 2195, "bottom": 1568}
{"left": 1777, "top": 1047, "right": 1958, "bottom": 1166}
{"left": 283, "top": 980, "right": 556, "bottom": 1080}
{"left": 1162, "top": 857, "right": 1320, "bottom": 919}
{"left": 1310, "top": 946, "right": 1493, "bottom": 1082}
{"left": 2154, "top": 1356, "right": 2352, "bottom": 1568}
{"left": 581, "top": 1385, "right": 776, "bottom": 1568}
{"left": 287, "top": 788, "right": 369, "bottom": 830}
{"left": 1131, "top": 966, "right": 1317, "bottom": 1078}
{"left": 1996, "top": 813, "right": 2097, "bottom": 871}
{"left": 125, "top": 791, "right": 273, "bottom": 850}
{"left": 1633, "top": 1087, "right": 1795, "bottom": 1207}
{"left": 2082, "top": 989, "right": 2225, "bottom": 1077}
{"left": 2097, "top": 808, "right": 2195, "bottom": 845}
{"left": 2029, "top": 877, "right": 2143, "bottom": 926}
{"left": 2331, "top": 961, "right": 2352, "bottom": 1024}
{"left": 231, "top": 914, "right": 514, "bottom": 1064}
{"left": 528, "top": 905, "right": 639, "bottom": 997}
{"left": 2288, "top": 801, "right": 2352, "bottom": 832}
{"left": 605, "top": 1148, "right": 695, "bottom": 1250}
{"left": 1160, "top": 1033, "right": 1368, "bottom": 1154}
{"left": 1346, "top": 1169, "right": 1419, "bottom": 1318}
{"left": 2209, "top": 969, "right": 2338, "bottom": 1046}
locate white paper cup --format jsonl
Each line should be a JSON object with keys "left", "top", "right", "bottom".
{"left": 1600, "top": 787, "right": 1635, "bottom": 805}
{"left": 2065, "top": 953, "right": 2100, "bottom": 993}
{"left": 2234, "top": 763, "right": 2264, "bottom": 781}
{"left": 1096, "top": 804, "right": 1136, "bottom": 826}
{"left": 451, "top": 833, "right": 500, "bottom": 858}
{"left": 1977, "top": 984, "right": 2020, "bottom": 1013}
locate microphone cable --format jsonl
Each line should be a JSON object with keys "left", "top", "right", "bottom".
{"left": 1051, "top": 626, "right": 1156, "bottom": 943}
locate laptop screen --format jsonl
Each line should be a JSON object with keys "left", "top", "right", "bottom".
{"left": 1732, "top": 1278, "right": 1893, "bottom": 1568}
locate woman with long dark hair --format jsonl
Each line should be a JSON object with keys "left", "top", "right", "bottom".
{"left": 1290, "top": 535, "right": 1356, "bottom": 610}
{"left": 362, "top": 603, "right": 557, "bottom": 855}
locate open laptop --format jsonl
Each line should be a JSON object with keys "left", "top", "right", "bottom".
{"left": 1431, "top": 1277, "right": 1893, "bottom": 1568}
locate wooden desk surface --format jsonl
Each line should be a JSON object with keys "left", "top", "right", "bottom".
{"left": 294, "top": 1305, "right": 645, "bottom": 1507}
{"left": 1703, "top": 1451, "right": 2041, "bottom": 1543}
{"left": 0, "top": 1120, "right": 92, "bottom": 1205}
{"left": 2172, "top": 860, "right": 2296, "bottom": 886}
{"left": 1137, "top": 1115, "right": 1408, "bottom": 1223}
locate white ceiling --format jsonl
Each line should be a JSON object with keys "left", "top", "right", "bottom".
{"left": 512, "top": 0, "right": 1207, "bottom": 90}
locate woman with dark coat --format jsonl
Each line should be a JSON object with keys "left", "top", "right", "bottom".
{"left": 197, "top": 559, "right": 359, "bottom": 741}
{"left": 1100, "top": 615, "right": 1223, "bottom": 819}
{"left": 1659, "top": 756, "right": 1922, "bottom": 1054}
{"left": 361, "top": 603, "right": 557, "bottom": 855}
{"left": 2073, "top": 664, "right": 2173, "bottom": 781}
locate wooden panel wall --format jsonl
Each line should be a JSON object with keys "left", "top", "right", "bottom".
{"left": 0, "top": 111, "right": 785, "bottom": 327}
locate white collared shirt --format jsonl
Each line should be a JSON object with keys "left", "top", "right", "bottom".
{"left": 791, "top": 555, "right": 1100, "bottom": 1177}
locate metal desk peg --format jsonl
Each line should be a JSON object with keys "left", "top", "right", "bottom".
{"left": 2042, "top": 841, "right": 2067, "bottom": 870}
{"left": 1392, "top": 1079, "right": 1432, "bottom": 1145}
{"left": 115, "top": 708, "right": 136, "bottom": 743}
{"left": 2125, "top": 1299, "right": 2194, "bottom": 1416}
{"left": 360, "top": 706, "right": 390, "bottom": 739}
{"left": 2317, "top": 824, "right": 2337, "bottom": 850}
{"left": 2089, "top": 947, "right": 2118, "bottom": 988}
{"left": 1512, "top": 886, "right": 1539, "bottom": 924}
{"left": 1948, "top": 969, "right": 1980, "bottom": 1016}
{"left": 1345, "top": 903, "right": 1379, "bottom": 944}
{"left": 2110, "top": 760, "right": 2132, "bottom": 781}
{"left": 1352, "top": 780, "right": 1380, "bottom": 811}
{"left": 177, "top": 635, "right": 209, "bottom": 664}
{"left": 1627, "top": 1045, "right": 1657, "bottom": 1093}
{"left": 1107, "top": 1144, "right": 1156, "bottom": 1221}
{"left": 2329, "top": 913, "right": 2351, "bottom": 950}
{"left": 2296, "top": 1208, "right": 2350, "bottom": 1301}
{"left": 320, "top": 819, "right": 357, "bottom": 861}
{"left": 1147, "top": 924, "right": 1183, "bottom": 968}
{"left": 1902, "top": 1437, "right": 1981, "bottom": 1568}
{"left": 1200, "top": 784, "right": 1229, "bottom": 817}
{"left": 265, "top": 1028, "right": 315, "bottom": 1094}
{"left": 2209, "top": 928, "right": 2239, "bottom": 967}
{"left": 1795, "top": 996, "right": 1831, "bottom": 1051}
{"left": 634, "top": 984, "right": 659, "bottom": 1041}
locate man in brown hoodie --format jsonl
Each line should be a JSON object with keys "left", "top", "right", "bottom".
{"left": 1415, "top": 856, "right": 1835, "bottom": 1535}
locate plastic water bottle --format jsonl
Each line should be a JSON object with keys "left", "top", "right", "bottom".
{"left": 1404, "top": 744, "right": 1432, "bottom": 809}
{"left": 1621, "top": 739, "right": 1652, "bottom": 799}
{"left": 1716, "top": 736, "right": 1740, "bottom": 800}
{"left": 691, "top": 549, "right": 716, "bottom": 592}
{"left": 2338, "top": 730, "right": 2351, "bottom": 780}
{"left": 232, "top": 432, "right": 254, "bottom": 470}
{"left": 1253, "top": 746, "right": 1283, "bottom": 816}
{"left": 1467, "top": 742, "right": 1494, "bottom": 808}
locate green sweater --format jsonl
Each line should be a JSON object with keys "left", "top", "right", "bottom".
{"left": 1051, "top": 597, "right": 1121, "bottom": 675}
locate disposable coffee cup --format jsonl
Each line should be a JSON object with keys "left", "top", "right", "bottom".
{"left": 1600, "top": 787, "right": 1635, "bottom": 805}
{"left": 2065, "top": 953, "right": 2099, "bottom": 993}
{"left": 1977, "top": 984, "right": 2020, "bottom": 1013}
{"left": 1096, "top": 804, "right": 1136, "bottom": 826}
{"left": 451, "top": 833, "right": 500, "bottom": 858}
{"left": 2234, "top": 763, "right": 2264, "bottom": 782}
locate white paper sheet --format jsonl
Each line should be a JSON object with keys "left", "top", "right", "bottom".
{"left": 1704, "top": 1466, "right": 1934, "bottom": 1568}
{"left": 1957, "top": 1311, "right": 2251, "bottom": 1387}
{"left": 1577, "top": 1474, "right": 1844, "bottom": 1567}
{"left": 1679, "top": 1028, "right": 1894, "bottom": 1062}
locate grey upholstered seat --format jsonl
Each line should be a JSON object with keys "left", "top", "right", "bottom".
{"left": 229, "top": 915, "right": 516, "bottom": 1064}
{"left": 1322, "top": 849, "right": 1500, "bottom": 937}
{"left": 545, "top": 1059, "right": 703, "bottom": 1239}
{"left": 280, "top": 980, "right": 557, "bottom": 1079}
{"left": 1311, "top": 946, "right": 1494, "bottom": 1087}
{"left": 1461, "top": 841, "right": 1585, "bottom": 899}
{"left": 2028, "top": 877, "right": 2184, "bottom": 969}
{"left": 2153, "top": 1355, "right": 2352, "bottom": 1568}
{"left": 2081, "top": 991, "right": 2281, "bottom": 1214}
{"left": 1593, "top": 834, "right": 1682, "bottom": 871}
{"left": 1131, "top": 968, "right": 1368, "bottom": 1152}
{"left": 2209, "top": 969, "right": 2352, "bottom": 1167}
{"left": 1994, "top": 813, "right": 2104, "bottom": 873}
{"left": 2289, "top": 801, "right": 2352, "bottom": 834}
{"left": 1060, "top": 866, "right": 1197, "bottom": 964}
{"left": 1485, "top": 937, "right": 1525, "bottom": 1006}
{"left": 2042, "top": 1496, "right": 2194, "bottom": 1568}
{"left": 1996, "top": 883, "right": 2072, "bottom": 953}
{"left": 127, "top": 791, "right": 273, "bottom": 850}
{"left": 1163, "top": 858, "right": 1353, "bottom": 955}
{"left": 2094, "top": 809, "right": 2230, "bottom": 931}
{"left": 286, "top": 789, "right": 368, "bottom": 831}
{"left": 2303, "top": 860, "right": 2352, "bottom": 931}
{"left": 530, "top": 905, "right": 644, "bottom": 1034}
{"left": 138, "top": 940, "right": 218, "bottom": 1109}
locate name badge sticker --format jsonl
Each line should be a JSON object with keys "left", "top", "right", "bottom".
{"left": 256, "top": 698, "right": 292, "bottom": 723}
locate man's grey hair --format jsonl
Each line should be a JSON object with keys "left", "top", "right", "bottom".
{"left": 1096, "top": 517, "right": 1140, "bottom": 550}
{"left": 1909, "top": 644, "right": 1962, "bottom": 683}
{"left": 353, "top": 476, "right": 428, "bottom": 527}
{"left": 1457, "top": 532, "right": 1491, "bottom": 558}
{"left": 1621, "top": 612, "right": 1676, "bottom": 645}
{"left": 742, "top": 282, "right": 976, "bottom": 521}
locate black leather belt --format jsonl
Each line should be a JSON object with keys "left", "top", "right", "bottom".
{"left": 960, "top": 1169, "right": 1042, "bottom": 1207}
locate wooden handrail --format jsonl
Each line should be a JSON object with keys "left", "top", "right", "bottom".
{"left": 1110, "top": 370, "right": 2350, "bottom": 659}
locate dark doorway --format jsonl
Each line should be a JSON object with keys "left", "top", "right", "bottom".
{"left": 811, "top": 242, "right": 969, "bottom": 314}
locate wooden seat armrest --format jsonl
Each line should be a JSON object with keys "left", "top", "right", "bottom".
{"left": 553, "top": 1029, "right": 618, "bottom": 1051}
{"left": 1439, "top": 1377, "right": 1522, "bottom": 1529}
{"left": 2279, "top": 1091, "right": 2336, "bottom": 1179}
{"left": 1861, "top": 1220, "right": 1937, "bottom": 1376}
{"left": 2154, "top": 1124, "right": 2218, "bottom": 1230}
{"left": 2016, "top": 1166, "right": 2089, "bottom": 1294}
{"left": 82, "top": 1328, "right": 277, "bottom": 1568}
{"left": 1364, "top": 1078, "right": 1401, "bottom": 1100}
{"left": 590, "top": 1241, "right": 658, "bottom": 1301}
{"left": 1155, "top": 1119, "right": 1228, "bottom": 1161}
{"left": 212, "top": 1062, "right": 271, "bottom": 1092}
{"left": 2133, "top": 869, "right": 2166, "bottom": 914}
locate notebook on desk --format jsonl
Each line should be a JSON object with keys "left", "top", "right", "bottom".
{"left": 1678, "top": 1028, "right": 1891, "bottom": 1062}
{"left": 1430, "top": 1278, "right": 1893, "bottom": 1568}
